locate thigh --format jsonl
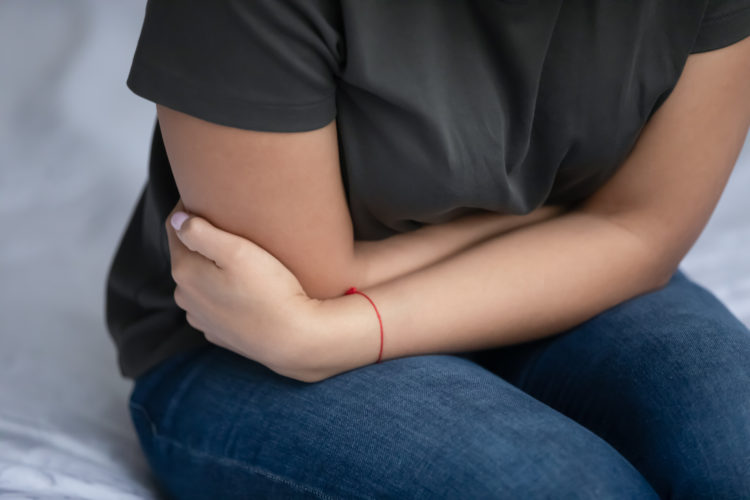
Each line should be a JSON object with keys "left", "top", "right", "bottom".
{"left": 128, "top": 344, "right": 658, "bottom": 500}
{"left": 470, "top": 267, "right": 750, "bottom": 499}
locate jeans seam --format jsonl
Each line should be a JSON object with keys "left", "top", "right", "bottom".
{"left": 129, "top": 402, "right": 340, "bottom": 500}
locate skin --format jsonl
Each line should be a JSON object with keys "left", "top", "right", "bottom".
{"left": 166, "top": 200, "right": 570, "bottom": 379}
{"left": 164, "top": 35, "right": 750, "bottom": 383}
{"left": 352, "top": 204, "right": 572, "bottom": 289}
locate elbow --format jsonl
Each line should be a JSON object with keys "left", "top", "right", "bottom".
{"left": 639, "top": 245, "right": 682, "bottom": 292}
{"left": 640, "top": 232, "right": 694, "bottom": 292}
{"left": 297, "top": 253, "right": 363, "bottom": 301}
{"left": 645, "top": 266, "right": 675, "bottom": 292}
{"left": 588, "top": 207, "right": 684, "bottom": 292}
{"left": 578, "top": 208, "right": 682, "bottom": 293}
{"left": 647, "top": 259, "right": 680, "bottom": 292}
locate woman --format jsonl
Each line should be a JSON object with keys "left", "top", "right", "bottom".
{"left": 108, "top": 1, "right": 750, "bottom": 498}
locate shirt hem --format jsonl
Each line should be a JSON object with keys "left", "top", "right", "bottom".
{"left": 126, "top": 59, "right": 337, "bottom": 133}
{"left": 690, "top": 6, "right": 750, "bottom": 54}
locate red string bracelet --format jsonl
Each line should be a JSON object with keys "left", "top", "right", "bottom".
{"left": 345, "top": 286, "right": 383, "bottom": 364}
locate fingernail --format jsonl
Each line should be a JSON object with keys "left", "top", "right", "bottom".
{"left": 171, "top": 211, "right": 189, "bottom": 231}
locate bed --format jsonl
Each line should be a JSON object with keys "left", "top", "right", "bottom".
{"left": 1, "top": 1, "right": 748, "bottom": 498}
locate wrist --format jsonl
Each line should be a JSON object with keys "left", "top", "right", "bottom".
{"left": 289, "top": 292, "right": 383, "bottom": 382}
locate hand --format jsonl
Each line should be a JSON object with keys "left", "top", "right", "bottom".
{"left": 165, "top": 199, "right": 324, "bottom": 382}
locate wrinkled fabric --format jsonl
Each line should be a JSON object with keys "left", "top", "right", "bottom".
{"left": 108, "top": 0, "right": 750, "bottom": 379}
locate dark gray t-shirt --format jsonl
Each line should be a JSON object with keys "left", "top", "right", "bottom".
{"left": 107, "top": 0, "right": 750, "bottom": 380}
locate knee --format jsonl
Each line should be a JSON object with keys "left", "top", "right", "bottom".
{"left": 652, "top": 406, "right": 750, "bottom": 499}
{"left": 644, "top": 319, "right": 750, "bottom": 405}
{"left": 518, "top": 432, "right": 659, "bottom": 499}
{"left": 415, "top": 430, "right": 659, "bottom": 499}
{"left": 668, "top": 462, "right": 750, "bottom": 500}
{"left": 626, "top": 325, "right": 750, "bottom": 498}
{"left": 609, "top": 307, "right": 750, "bottom": 397}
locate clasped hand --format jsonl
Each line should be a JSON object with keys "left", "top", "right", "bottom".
{"left": 165, "top": 199, "right": 327, "bottom": 383}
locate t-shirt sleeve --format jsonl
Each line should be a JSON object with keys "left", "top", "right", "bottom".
{"left": 126, "top": 0, "right": 343, "bottom": 132}
{"left": 690, "top": 0, "right": 750, "bottom": 53}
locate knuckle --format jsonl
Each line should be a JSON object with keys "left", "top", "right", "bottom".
{"left": 170, "top": 261, "right": 185, "bottom": 284}
{"left": 185, "top": 312, "right": 200, "bottom": 331}
{"left": 173, "top": 286, "right": 185, "bottom": 309}
{"left": 203, "top": 331, "right": 221, "bottom": 347}
{"left": 181, "top": 217, "right": 201, "bottom": 237}
{"left": 171, "top": 259, "right": 196, "bottom": 286}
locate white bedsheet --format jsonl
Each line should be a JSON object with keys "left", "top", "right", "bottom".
{"left": 1, "top": 1, "right": 748, "bottom": 498}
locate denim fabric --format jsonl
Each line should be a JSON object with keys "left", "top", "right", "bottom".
{"left": 128, "top": 268, "right": 750, "bottom": 499}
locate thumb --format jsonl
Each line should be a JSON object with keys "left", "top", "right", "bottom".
{"left": 170, "top": 211, "right": 244, "bottom": 269}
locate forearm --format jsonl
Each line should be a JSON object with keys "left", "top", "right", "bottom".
{"left": 353, "top": 204, "right": 571, "bottom": 289}
{"left": 309, "top": 209, "right": 668, "bottom": 378}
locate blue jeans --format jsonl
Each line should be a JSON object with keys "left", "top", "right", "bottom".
{"left": 128, "top": 268, "right": 750, "bottom": 499}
